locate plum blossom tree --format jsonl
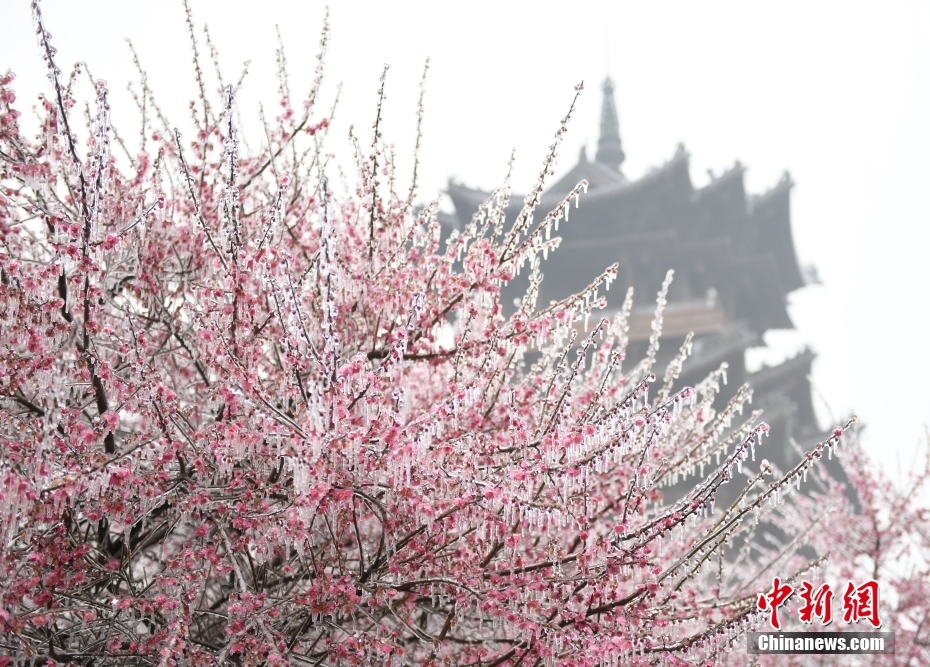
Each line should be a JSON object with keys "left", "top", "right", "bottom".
{"left": 1, "top": 2, "right": 928, "bottom": 665}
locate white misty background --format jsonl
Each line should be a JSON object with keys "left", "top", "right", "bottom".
{"left": 1, "top": 0, "right": 928, "bottom": 486}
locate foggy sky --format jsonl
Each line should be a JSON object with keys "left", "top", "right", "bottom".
{"left": 1, "top": 0, "right": 928, "bottom": 481}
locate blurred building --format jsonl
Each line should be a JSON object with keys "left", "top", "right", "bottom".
{"left": 443, "top": 77, "right": 831, "bottom": 482}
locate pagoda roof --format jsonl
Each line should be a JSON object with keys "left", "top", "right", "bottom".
{"left": 748, "top": 349, "right": 818, "bottom": 429}
{"left": 681, "top": 323, "right": 758, "bottom": 379}
{"left": 544, "top": 146, "right": 629, "bottom": 194}
{"left": 747, "top": 348, "right": 815, "bottom": 396}
{"left": 446, "top": 144, "right": 803, "bottom": 336}
{"left": 749, "top": 175, "right": 805, "bottom": 293}
{"left": 446, "top": 144, "right": 688, "bottom": 212}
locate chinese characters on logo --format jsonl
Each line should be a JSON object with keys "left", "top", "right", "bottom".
{"left": 799, "top": 581, "right": 833, "bottom": 625}
{"left": 757, "top": 579, "right": 882, "bottom": 630}
{"left": 841, "top": 580, "right": 881, "bottom": 628}
{"left": 757, "top": 577, "right": 794, "bottom": 629}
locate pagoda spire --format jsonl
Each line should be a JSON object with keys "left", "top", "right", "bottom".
{"left": 595, "top": 77, "right": 625, "bottom": 171}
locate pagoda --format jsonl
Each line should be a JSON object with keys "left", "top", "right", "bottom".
{"left": 444, "top": 78, "right": 832, "bottom": 485}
